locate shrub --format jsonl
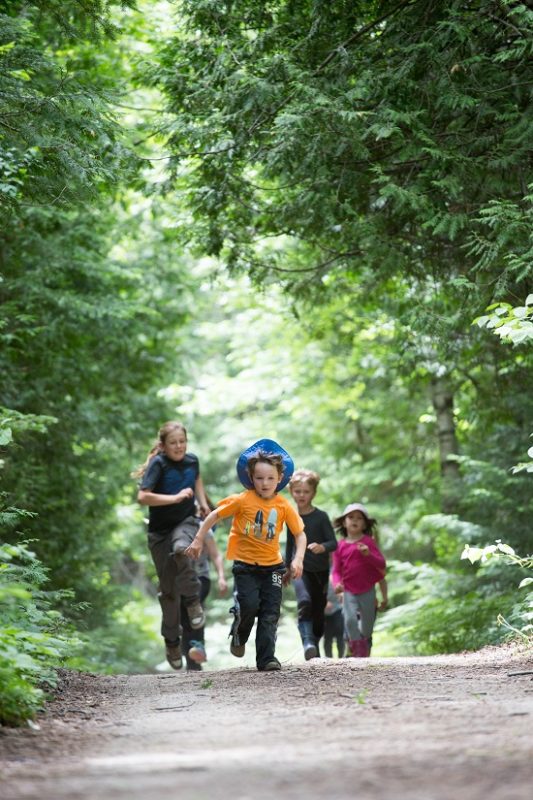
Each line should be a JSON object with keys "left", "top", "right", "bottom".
{"left": 0, "top": 541, "right": 79, "bottom": 725}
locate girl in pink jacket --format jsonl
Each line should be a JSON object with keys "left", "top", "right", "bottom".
{"left": 332, "top": 503, "right": 386, "bottom": 658}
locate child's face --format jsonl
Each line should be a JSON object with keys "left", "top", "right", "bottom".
{"left": 344, "top": 510, "right": 367, "bottom": 538}
{"left": 163, "top": 431, "right": 187, "bottom": 461}
{"left": 289, "top": 481, "right": 315, "bottom": 510}
{"left": 251, "top": 462, "right": 280, "bottom": 499}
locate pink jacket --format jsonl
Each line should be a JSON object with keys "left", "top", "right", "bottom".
{"left": 331, "top": 535, "right": 386, "bottom": 595}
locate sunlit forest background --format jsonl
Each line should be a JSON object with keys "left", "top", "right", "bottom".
{"left": 1, "top": 0, "right": 532, "bottom": 724}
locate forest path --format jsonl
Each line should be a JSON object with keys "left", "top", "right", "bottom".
{"left": 1, "top": 648, "right": 531, "bottom": 800}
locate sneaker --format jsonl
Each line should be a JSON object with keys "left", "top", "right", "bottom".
{"left": 188, "top": 640, "right": 207, "bottom": 664}
{"left": 258, "top": 658, "right": 281, "bottom": 672}
{"left": 165, "top": 642, "right": 183, "bottom": 670}
{"left": 186, "top": 600, "right": 205, "bottom": 630}
{"left": 186, "top": 661, "right": 203, "bottom": 672}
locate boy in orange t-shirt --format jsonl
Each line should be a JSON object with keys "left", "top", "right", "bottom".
{"left": 186, "top": 440, "right": 306, "bottom": 671}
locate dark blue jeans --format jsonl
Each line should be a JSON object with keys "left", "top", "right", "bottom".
{"left": 232, "top": 561, "right": 285, "bottom": 669}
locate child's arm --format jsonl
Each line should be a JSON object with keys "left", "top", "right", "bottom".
{"left": 377, "top": 577, "right": 388, "bottom": 611}
{"left": 138, "top": 487, "right": 193, "bottom": 506}
{"left": 186, "top": 509, "right": 220, "bottom": 559}
{"left": 194, "top": 476, "right": 210, "bottom": 518}
{"left": 308, "top": 515, "right": 337, "bottom": 554}
{"left": 205, "top": 534, "right": 228, "bottom": 594}
{"left": 290, "top": 530, "right": 306, "bottom": 579}
{"left": 359, "top": 538, "right": 386, "bottom": 571}
{"left": 331, "top": 548, "right": 343, "bottom": 593}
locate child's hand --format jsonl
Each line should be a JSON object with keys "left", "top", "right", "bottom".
{"left": 378, "top": 599, "right": 388, "bottom": 611}
{"left": 218, "top": 576, "right": 228, "bottom": 595}
{"left": 334, "top": 582, "right": 344, "bottom": 594}
{"left": 291, "top": 557, "right": 303, "bottom": 579}
{"left": 185, "top": 538, "right": 202, "bottom": 560}
{"left": 175, "top": 487, "right": 194, "bottom": 503}
{"left": 357, "top": 542, "right": 370, "bottom": 556}
{"left": 307, "top": 542, "right": 326, "bottom": 554}
{"left": 198, "top": 502, "right": 210, "bottom": 518}
{"left": 282, "top": 572, "right": 291, "bottom": 587}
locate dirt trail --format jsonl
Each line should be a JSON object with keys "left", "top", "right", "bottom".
{"left": 1, "top": 648, "right": 532, "bottom": 800}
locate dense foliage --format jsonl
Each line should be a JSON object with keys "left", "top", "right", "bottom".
{"left": 0, "top": 0, "right": 193, "bottom": 719}
{"left": 1, "top": 0, "right": 179, "bottom": 612}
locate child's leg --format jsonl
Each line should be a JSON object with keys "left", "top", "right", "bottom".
{"left": 334, "top": 611, "right": 346, "bottom": 658}
{"left": 357, "top": 588, "right": 377, "bottom": 640}
{"left": 310, "top": 570, "right": 329, "bottom": 647}
{"left": 182, "top": 576, "right": 211, "bottom": 669}
{"left": 323, "top": 615, "right": 334, "bottom": 657}
{"left": 294, "top": 573, "right": 317, "bottom": 659}
{"left": 147, "top": 530, "right": 180, "bottom": 645}
{"left": 170, "top": 517, "right": 202, "bottom": 609}
{"left": 232, "top": 562, "right": 261, "bottom": 647}
{"left": 255, "top": 567, "right": 283, "bottom": 669}
{"left": 346, "top": 588, "right": 376, "bottom": 657}
{"left": 294, "top": 573, "right": 312, "bottom": 623}
{"left": 343, "top": 591, "right": 363, "bottom": 641}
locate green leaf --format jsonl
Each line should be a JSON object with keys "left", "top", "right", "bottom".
{"left": 0, "top": 428, "right": 13, "bottom": 446}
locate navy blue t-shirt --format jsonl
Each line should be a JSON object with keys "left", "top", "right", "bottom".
{"left": 140, "top": 452, "right": 200, "bottom": 533}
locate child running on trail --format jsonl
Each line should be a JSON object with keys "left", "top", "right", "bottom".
{"left": 181, "top": 516, "right": 228, "bottom": 671}
{"left": 186, "top": 439, "right": 306, "bottom": 672}
{"left": 136, "top": 421, "right": 210, "bottom": 671}
{"left": 331, "top": 503, "right": 386, "bottom": 658}
{"left": 285, "top": 469, "right": 337, "bottom": 660}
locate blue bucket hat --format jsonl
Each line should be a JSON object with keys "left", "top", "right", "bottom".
{"left": 236, "top": 438, "right": 294, "bottom": 492}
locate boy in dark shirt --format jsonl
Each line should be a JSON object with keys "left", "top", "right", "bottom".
{"left": 285, "top": 469, "right": 337, "bottom": 659}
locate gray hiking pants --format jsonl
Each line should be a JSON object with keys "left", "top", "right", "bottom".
{"left": 343, "top": 587, "right": 376, "bottom": 641}
{"left": 147, "top": 515, "right": 201, "bottom": 644}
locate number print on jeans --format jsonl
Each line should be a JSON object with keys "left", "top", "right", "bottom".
{"left": 272, "top": 572, "right": 282, "bottom": 588}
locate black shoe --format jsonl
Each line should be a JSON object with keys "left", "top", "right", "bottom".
{"left": 258, "top": 658, "right": 281, "bottom": 672}
{"left": 230, "top": 641, "right": 246, "bottom": 657}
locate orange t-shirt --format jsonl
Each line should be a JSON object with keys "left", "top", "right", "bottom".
{"left": 218, "top": 489, "right": 304, "bottom": 566}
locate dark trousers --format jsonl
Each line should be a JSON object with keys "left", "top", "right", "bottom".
{"left": 293, "top": 570, "right": 329, "bottom": 643}
{"left": 323, "top": 609, "right": 345, "bottom": 658}
{"left": 181, "top": 576, "right": 211, "bottom": 668}
{"left": 232, "top": 561, "right": 285, "bottom": 669}
{"left": 147, "top": 516, "right": 201, "bottom": 644}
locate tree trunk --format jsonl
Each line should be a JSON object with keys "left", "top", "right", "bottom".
{"left": 431, "top": 376, "right": 460, "bottom": 513}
